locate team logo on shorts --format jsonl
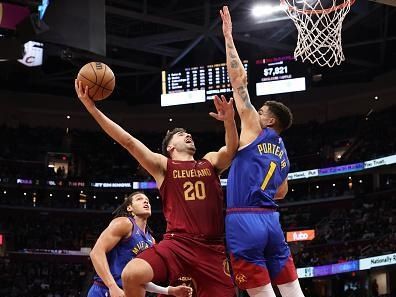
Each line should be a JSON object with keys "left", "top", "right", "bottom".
{"left": 223, "top": 259, "right": 231, "bottom": 277}
{"left": 235, "top": 273, "right": 247, "bottom": 285}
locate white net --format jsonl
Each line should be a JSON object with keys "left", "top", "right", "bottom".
{"left": 281, "top": 0, "right": 355, "bottom": 67}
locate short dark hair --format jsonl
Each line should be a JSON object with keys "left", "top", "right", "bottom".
{"left": 161, "top": 128, "right": 186, "bottom": 157}
{"left": 264, "top": 101, "right": 293, "bottom": 132}
{"left": 112, "top": 191, "right": 145, "bottom": 218}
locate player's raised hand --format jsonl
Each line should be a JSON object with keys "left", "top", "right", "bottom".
{"left": 209, "top": 95, "right": 235, "bottom": 123}
{"left": 168, "top": 285, "right": 193, "bottom": 297}
{"left": 220, "top": 6, "right": 232, "bottom": 38}
{"left": 75, "top": 79, "right": 95, "bottom": 111}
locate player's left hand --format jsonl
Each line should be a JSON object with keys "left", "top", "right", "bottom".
{"left": 209, "top": 95, "right": 235, "bottom": 123}
{"left": 220, "top": 6, "right": 232, "bottom": 38}
{"left": 168, "top": 285, "right": 193, "bottom": 297}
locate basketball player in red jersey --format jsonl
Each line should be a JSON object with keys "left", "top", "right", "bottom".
{"left": 75, "top": 80, "right": 238, "bottom": 297}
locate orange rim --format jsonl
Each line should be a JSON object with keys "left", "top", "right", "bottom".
{"left": 280, "top": 0, "right": 355, "bottom": 14}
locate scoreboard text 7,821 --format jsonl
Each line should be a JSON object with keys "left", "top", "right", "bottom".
{"left": 255, "top": 56, "right": 308, "bottom": 96}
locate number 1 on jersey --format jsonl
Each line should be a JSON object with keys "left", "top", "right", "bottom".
{"left": 261, "top": 161, "right": 277, "bottom": 191}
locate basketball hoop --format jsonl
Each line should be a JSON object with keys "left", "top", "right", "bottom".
{"left": 281, "top": 0, "right": 356, "bottom": 67}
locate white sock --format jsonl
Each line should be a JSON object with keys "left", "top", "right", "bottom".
{"left": 246, "top": 283, "right": 276, "bottom": 297}
{"left": 277, "top": 279, "right": 305, "bottom": 297}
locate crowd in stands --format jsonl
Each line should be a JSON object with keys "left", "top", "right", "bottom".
{"left": 0, "top": 257, "right": 89, "bottom": 297}
{"left": 289, "top": 194, "right": 396, "bottom": 267}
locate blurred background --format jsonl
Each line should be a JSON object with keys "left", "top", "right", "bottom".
{"left": 0, "top": 0, "right": 395, "bottom": 296}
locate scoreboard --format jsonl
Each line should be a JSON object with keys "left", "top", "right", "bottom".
{"left": 161, "top": 61, "right": 248, "bottom": 107}
{"left": 255, "top": 55, "right": 307, "bottom": 96}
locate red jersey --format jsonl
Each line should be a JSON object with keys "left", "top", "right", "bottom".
{"left": 159, "top": 158, "right": 225, "bottom": 239}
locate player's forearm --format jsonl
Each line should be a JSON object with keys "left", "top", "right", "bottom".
{"left": 88, "top": 107, "right": 133, "bottom": 149}
{"left": 145, "top": 283, "right": 169, "bottom": 294}
{"left": 225, "top": 35, "right": 247, "bottom": 88}
{"left": 225, "top": 36, "right": 254, "bottom": 113}
{"left": 223, "top": 118, "right": 239, "bottom": 156}
{"left": 90, "top": 249, "right": 118, "bottom": 288}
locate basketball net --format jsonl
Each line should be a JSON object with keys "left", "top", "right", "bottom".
{"left": 281, "top": 0, "right": 355, "bottom": 67}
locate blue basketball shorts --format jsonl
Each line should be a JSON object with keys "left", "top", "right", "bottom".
{"left": 225, "top": 209, "right": 298, "bottom": 290}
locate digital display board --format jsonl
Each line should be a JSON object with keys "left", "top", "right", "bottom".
{"left": 255, "top": 56, "right": 307, "bottom": 96}
{"left": 18, "top": 41, "right": 44, "bottom": 67}
{"left": 161, "top": 61, "right": 248, "bottom": 106}
{"left": 286, "top": 229, "right": 315, "bottom": 242}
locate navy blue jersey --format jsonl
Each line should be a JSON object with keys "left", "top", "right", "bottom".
{"left": 227, "top": 128, "right": 289, "bottom": 208}
{"left": 93, "top": 217, "right": 154, "bottom": 287}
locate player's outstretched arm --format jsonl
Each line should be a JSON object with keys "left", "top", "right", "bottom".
{"left": 205, "top": 95, "right": 238, "bottom": 173}
{"left": 75, "top": 80, "right": 167, "bottom": 184}
{"left": 90, "top": 217, "right": 132, "bottom": 297}
{"left": 220, "top": 6, "right": 261, "bottom": 146}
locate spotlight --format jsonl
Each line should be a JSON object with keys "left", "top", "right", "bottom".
{"left": 252, "top": 4, "right": 284, "bottom": 18}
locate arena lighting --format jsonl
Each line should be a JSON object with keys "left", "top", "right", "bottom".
{"left": 67, "top": 194, "right": 70, "bottom": 198}
{"left": 93, "top": 195, "right": 96, "bottom": 199}
{"left": 252, "top": 4, "right": 285, "bottom": 18}
{"left": 66, "top": 115, "right": 70, "bottom": 119}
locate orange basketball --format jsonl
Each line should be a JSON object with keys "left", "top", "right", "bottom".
{"left": 77, "top": 62, "right": 115, "bottom": 101}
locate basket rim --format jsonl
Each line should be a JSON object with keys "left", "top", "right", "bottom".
{"left": 280, "top": 0, "right": 355, "bottom": 14}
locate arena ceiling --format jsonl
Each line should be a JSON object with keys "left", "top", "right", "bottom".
{"left": 1, "top": 0, "right": 396, "bottom": 105}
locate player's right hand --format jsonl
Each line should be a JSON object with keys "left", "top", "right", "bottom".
{"left": 220, "top": 6, "right": 232, "bottom": 38}
{"left": 209, "top": 95, "right": 235, "bottom": 123}
{"left": 108, "top": 283, "right": 125, "bottom": 297}
{"left": 75, "top": 79, "right": 95, "bottom": 111}
{"left": 168, "top": 285, "right": 193, "bottom": 297}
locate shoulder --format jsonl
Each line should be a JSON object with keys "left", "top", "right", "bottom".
{"left": 109, "top": 217, "right": 134, "bottom": 234}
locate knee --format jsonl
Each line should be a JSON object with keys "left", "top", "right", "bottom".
{"left": 121, "top": 258, "right": 153, "bottom": 286}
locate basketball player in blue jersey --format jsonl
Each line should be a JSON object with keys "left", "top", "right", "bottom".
{"left": 87, "top": 191, "right": 192, "bottom": 297}
{"left": 220, "top": 6, "right": 305, "bottom": 297}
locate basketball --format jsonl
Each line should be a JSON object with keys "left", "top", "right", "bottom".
{"left": 77, "top": 62, "right": 115, "bottom": 101}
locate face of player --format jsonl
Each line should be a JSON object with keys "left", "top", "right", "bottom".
{"left": 258, "top": 105, "right": 276, "bottom": 130}
{"left": 168, "top": 131, "right": 196, "bottom": 156}
{"left": 127, "top": 193, "right": 151, "bottom": 218}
